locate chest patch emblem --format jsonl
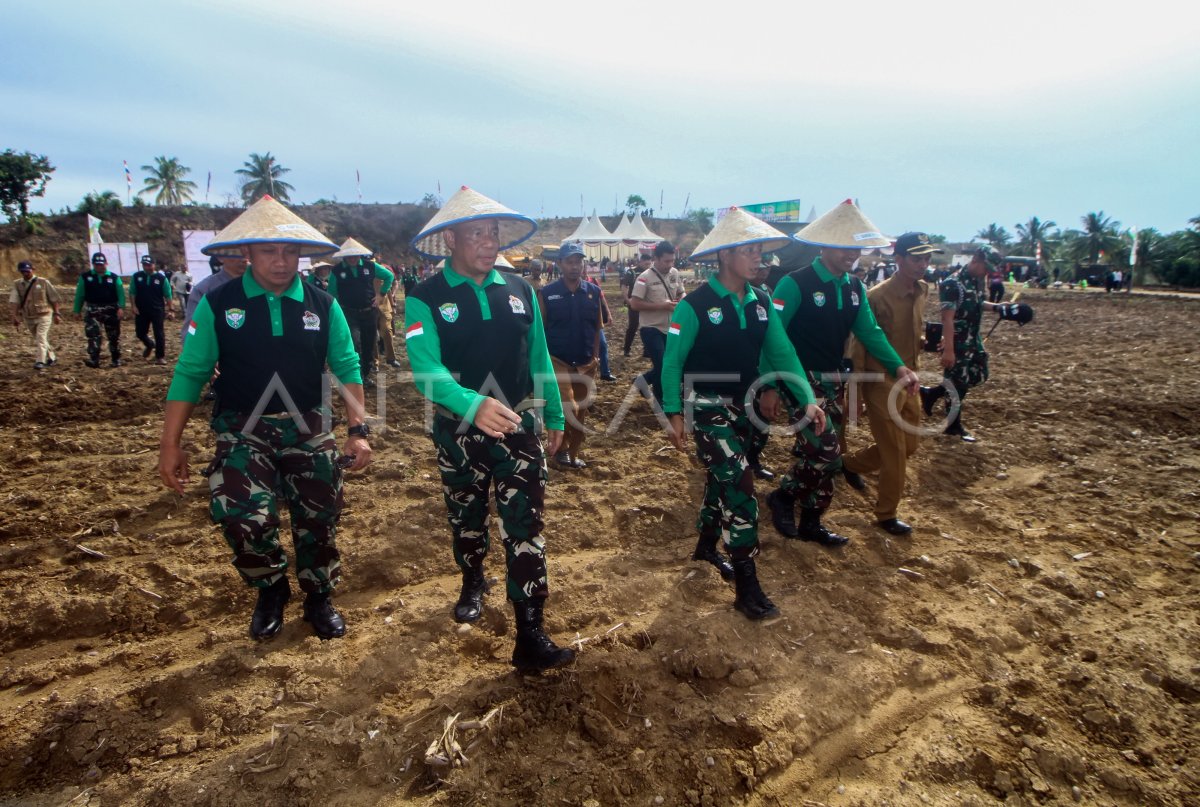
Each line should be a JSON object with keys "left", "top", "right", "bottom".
{"left": 707, "top": 307, "right": 723, "bottom": 325}
{"left": 439, "top": 302, "right": 460, "bottom": 323}
{"left": 225, "top": 308, "right": 246, "bottom": 329}
{"left": 509, "top": 295, "right": 526, "bottom": 315}
{"left": 850, "top": 291, "right": 860, "bottom": 306}
{"left": 812, "top": 291, "right": 826, "bottom": 308}
{"left": 302, "top": 310, "right": 321, "bottom": 331}
{"left": 755, "top": 304, "right": 768, "bottom": 321}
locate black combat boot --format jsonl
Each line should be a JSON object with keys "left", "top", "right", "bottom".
{"left": 692, "top": 530, "right": 735, "bottom": 582}
{"left": 250, "top": 577, "right": 291, "bottom": 640}
{"left": 919, "top": 385, "right": 943, "bottom": 417}
{"left": 453, "top": 566, "right": 489, "bottom": 624}
{"left": 842, "top": 468, "right": 867, "bottom": 491}
{"left": 732, "top": 558, "right": 780, "bottom": 620}
{"left": 303, "top": 591, "right": 346, "bottom": 639}
{"left": 797, "top": 508, "right": 850, "bottom": 548}
{"left": 943, "top": 411, "right": 976, "bottom": 443}
{"left": 511, "top": 599, "right": 575, "bottom": 672}
{"left": 766, "top": 489, "right": 799, "bottom": 538}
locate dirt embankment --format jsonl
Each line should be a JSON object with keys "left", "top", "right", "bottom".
{"left": 0, "top": 288, "right": 1197, "bottom": 806}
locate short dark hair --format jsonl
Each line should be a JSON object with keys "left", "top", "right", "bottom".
{"left": 654, "top": 241, "right": 676, "bottom": 258}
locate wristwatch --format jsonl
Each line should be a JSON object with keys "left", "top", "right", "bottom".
{"left": 348, "top": 423, "right": 370, "bottom": 439}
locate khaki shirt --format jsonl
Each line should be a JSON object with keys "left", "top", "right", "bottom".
{"left": 10, "top": 276, "right": 61, "bottom": 317}
{"left": 631, "top": 266, "right": 684, "bottom": 332}
{"left": 850, "top": 274, "right": 927, "bottom": 376}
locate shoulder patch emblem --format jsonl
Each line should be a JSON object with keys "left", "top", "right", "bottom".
{"left": 439, "top": 302, "right": 459, "bottom": 323}
{"left": 508, "top": 294, "right": 526, "bottom": 315}
{"left": 225, "top": 308, "right": 246, "bottom": 329}
{"left": 707, "top": 306, "right": 723, "bottom": 325}
{"left": 755, "top": 304, "right": 768, "bottom": 321}
{"left": 812, "top": 291, "right": 826, "bottom": 307}
{"left": 850, "top": 291, "right": 860, "bottom": 306}
{"left": 302, "top": 310, "right": 321, "bottom": 331}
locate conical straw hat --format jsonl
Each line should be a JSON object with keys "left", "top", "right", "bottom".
{"left": 202, "top": 195, "right": 337, "bottom": 257}
{"left": 689, "top": 207, "right": 792, "bottom": 264}
{"left": 331, "top": 237, "right": 373, "bottom": 259}
{"left": 411, "top": 186, "right": 537, "bottom": 260}
{"left": 793, "top": 199, "right": 890, "bottom": 249}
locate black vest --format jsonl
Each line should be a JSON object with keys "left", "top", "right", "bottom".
{"left": 82, "top": 271, "right": 120, "bottom": 305}
{"left": 783, "top": 265, "right": 865, "bottom": 373}
{"left": 132, "top": 270, "right": 167, "bottom": 310}
{"left": 680, "top": 283, "right": 771, "bottom": 407}
{"left": 411, "top": 272, "right": 537, "bottom": 408}
{"left": 208, "top": 279, "right": 333, "bottom": 415}
{"left": 334, "top": 260, "right": 376, "bottom": 309}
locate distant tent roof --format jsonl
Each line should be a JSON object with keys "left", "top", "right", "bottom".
{"left": 562, "top": 214, "right": 591, "bottom": 242}
{"left": 565, "top": 213, "right": 616, "bottom": 244}
{"left": 625, "top": 209, "right": 663, "bottom": 243}
{"left": 611, "top": 212, "right": 633, "bottom": 239}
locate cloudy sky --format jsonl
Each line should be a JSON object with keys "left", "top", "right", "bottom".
{"left": 5, "top": 0, "right": 1197, "bottom": 240}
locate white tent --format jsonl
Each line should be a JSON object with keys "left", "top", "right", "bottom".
{"left": 564, "top": 212, "right": 620, "bottom": 261}
{"left": 562, "top": 214, "right": 592, "bottom": 243}
{"left": 625, "top": 210, "right": 664, "bottom": 245}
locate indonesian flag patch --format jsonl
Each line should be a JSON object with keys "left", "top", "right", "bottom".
{"left": 187, "top": 320, "right": 197, "bottom": 336}
{"left": 405, "top": 322, "right": 424, "bottom": 340}
{"left": 668, "top": 323, "right": 681, "bottom": 336}
{"left": 772, "top": 298, "right": 785, "bottom": 312}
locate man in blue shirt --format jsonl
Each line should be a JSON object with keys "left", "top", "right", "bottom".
{"left": 538, "top": 242, "right": 603, "bottom": 468}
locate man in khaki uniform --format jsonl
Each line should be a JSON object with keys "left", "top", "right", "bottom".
{"left": 843, "top": 232, "right": 938, "bottom": 535}
{"left": 9, "top": 260, "right": 62, "bottom": 369}
{"left": 375, "top": 265, "right": 402, "bottom": 369}
{"left": 629, "top": 240, "right": 684, "bottom": 403}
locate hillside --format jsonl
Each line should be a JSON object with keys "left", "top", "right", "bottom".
{"left": 0, "top": 205, "right": 704, "bottom": 284}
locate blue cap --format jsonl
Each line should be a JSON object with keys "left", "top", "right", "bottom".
{"left": 560, "top": 242, "right": 585, "bottom": 260}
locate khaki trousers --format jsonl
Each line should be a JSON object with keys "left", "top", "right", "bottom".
{"left": 376, "top": 299, "right": 397, "bottom": 365}
{"left": 550, "top": 356, "right": 597, "bottom": 460}
{"left": 844, "top": 381, "right": 921, "bottom": 521}
{"left": 24, "top": 314, "right": 55, "bottom": 364}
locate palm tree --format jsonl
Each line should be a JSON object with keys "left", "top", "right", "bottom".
{"left": 76, "top": 190, "right": 122, "bottom": 217}
{"left": 236, "top": 152, "right": 294, "bottom": 204}
{"left": 975, "top": 223, "right": 1011, "bottom": 247}
{"left": 1014, "top": 216, "right": 1057, "bottom": 255}
{"left": 139, "top": 156, "right": 196, "bottom": 205}
{"left": 1081, "top": 211, "right": 1121, "bottom": 264}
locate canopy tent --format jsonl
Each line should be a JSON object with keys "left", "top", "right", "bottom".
{"left": 624, "top": 209, "right": 664, "bottom": 245}
{"left": 562, "top": 212, "right": 618, "bottom": 261}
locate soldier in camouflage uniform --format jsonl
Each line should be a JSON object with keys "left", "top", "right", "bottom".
{"left": 767, "top": 201, "right": 920, "bottom": 547}
{"left": 663, "top": 208, "right": 825, "bottom": 620}
{"left": 405, "top": 186, "right": 574, "bottom": 672}
{"left": 158, "top": 196, "right": 371, "bottom": 641}
{"left": 920, "top": 245, "right": 1003, "bottom": 442}
{"left": 72, "top": 252, "right": 126, "bottom": 367}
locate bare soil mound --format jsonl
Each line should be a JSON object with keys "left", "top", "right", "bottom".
{"left": 0, "top": 287, "right": 1197, "bottom": 806}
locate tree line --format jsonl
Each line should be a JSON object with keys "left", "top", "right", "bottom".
{"left": 974, "top": 214, "right": 1200, "bottom": 287}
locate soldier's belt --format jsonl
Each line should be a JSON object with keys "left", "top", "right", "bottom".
{"left": 219, "top": 409, "right": 329, "bottom": 436}
{"left": 86, "top": 304, "right": 117, "bottom": 312}
{"left": 435, "top": 398, "right": 546, "bottom": 422}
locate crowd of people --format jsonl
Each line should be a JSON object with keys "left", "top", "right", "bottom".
{"left": 7, "top": 191, "right": 1035, "bottom": 673}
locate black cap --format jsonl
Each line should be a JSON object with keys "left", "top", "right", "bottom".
{"left": 17, "top": 260, "right": 33, "bottom": 271}
{"left": 893, "top": 232, "right": 944, "bottom": 257}
{"left": 91, "top": 252, "right": 107, "bottom": 265}
{"left": 141, "top": 254, "right": 154, "bottom": 265}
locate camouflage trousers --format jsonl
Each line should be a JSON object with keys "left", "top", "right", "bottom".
{"left": 945, "top": 344, "right": 989, "bottom": 399}
{"left": 433, "top": 410, "right": 549, "bottom": 602}
{"left": 84, "top": 305, "right": 121, "bottom": 362}
{"left": 779, "top": 376, "right": 845, "bottom": 511}
{"left": 693, "top": 404, "right": 760, "bottom": 559}
{"left": 206, "top": 410, "right": 344, "bottom": 593}
{"left": 746, "top": 391, "right": 770, "bottom": 465}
